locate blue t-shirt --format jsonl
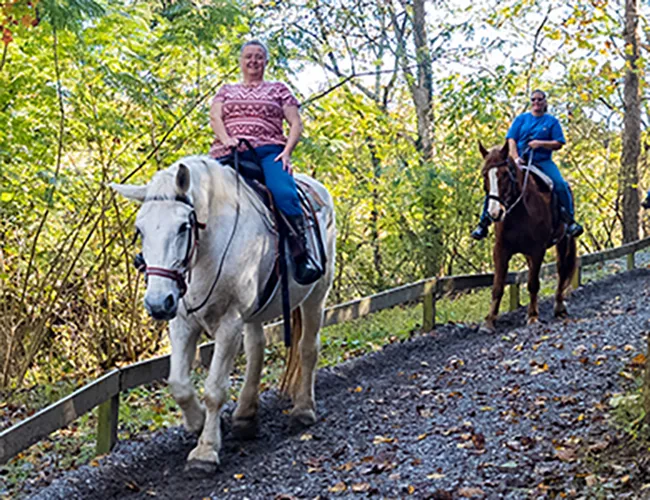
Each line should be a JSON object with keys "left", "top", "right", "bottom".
{"left": 506, "top": 112, "right": 565, "bottom": 163}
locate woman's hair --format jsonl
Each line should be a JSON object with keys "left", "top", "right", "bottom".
{"left": 531, "top": 89, "right": 548, "bottom": 113}
{"left": 240, "top": 40, "right": 269, "bottom": 61}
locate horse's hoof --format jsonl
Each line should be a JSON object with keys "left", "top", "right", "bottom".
{"left": 527, "top": 316, "right": 539, "bottom": 325}
{"left": 232, "top": 416, "right": 259, "bottom": 440}
{"left": 554, "top": 307, "right": 568, "bottom": 319}
{"left": 290, "top": 407, "right": 317, "bottom": 428}
{"left": 480, "top": 322, "right": 495, "bottom": 334}
{"left": 185, "top": 459, "right": 218, "bottom": 477}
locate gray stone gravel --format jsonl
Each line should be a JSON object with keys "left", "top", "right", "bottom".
{"left": 22, "top": 268, "right": 650, "bottom": 499}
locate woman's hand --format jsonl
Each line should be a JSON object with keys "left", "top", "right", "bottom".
{"left": 274, "top": 149, "right": 293, "bottom": 175}
{"left": 223, "top": 136, "right": 239, "bottom": 149}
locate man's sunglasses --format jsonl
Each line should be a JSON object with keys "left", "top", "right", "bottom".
{"left": 531, "top": 97, "right": 545, "bottom": 102}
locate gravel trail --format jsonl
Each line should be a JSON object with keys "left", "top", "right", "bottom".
{"left": 26, "top": 269, "right": 650, "bottom": 499}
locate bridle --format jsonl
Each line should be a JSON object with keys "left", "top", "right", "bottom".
{"left": 485, "top": 155, "right": 531, "bottom": 219}
{"left": 133, "top": 194, "right": 206, "bottom": 298}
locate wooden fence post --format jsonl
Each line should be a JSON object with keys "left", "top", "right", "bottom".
{"left": 627, "top": 252, "right": 635, "bottom": 271}
{"left": 96, "top": 394, "right": 119, "bottom": 456}
{"left": 509, "top": 283, "right": 520, "bottom": 312}
{"left": 571, "top": 263, "right": 581, "bottom": 290}
{"left": 422, "top": 292, "right": 436, "bottom": 331}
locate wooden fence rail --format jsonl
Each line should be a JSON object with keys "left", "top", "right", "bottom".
{"left": 2, "top": 236, "right": 650, "bottom": 465}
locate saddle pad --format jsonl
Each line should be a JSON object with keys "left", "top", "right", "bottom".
{"left": 522, "top": 165, "right": 554, "bottom": 191}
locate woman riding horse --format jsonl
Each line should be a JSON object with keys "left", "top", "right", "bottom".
{"left": 471, "top": 90, "right": 583, "bottom": 240}
{"left": 209, "top": 39, "right": 319, "bottom": 283}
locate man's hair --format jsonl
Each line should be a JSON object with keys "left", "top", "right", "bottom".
{"left": 240, "top": 40, "right": 269, "bottom": 61}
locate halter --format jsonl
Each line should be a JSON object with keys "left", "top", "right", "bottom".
{"left": 133, "top": 194, "right": 206, "bottom": 298}
{"left": 485, "top": 155, "right": 531, "bottom": 218}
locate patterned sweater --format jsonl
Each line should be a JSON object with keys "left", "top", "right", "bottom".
{"left": 209, "top": 81, "right": 300, "bottom": 158}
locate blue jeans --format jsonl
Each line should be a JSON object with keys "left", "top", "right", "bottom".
{"left": 479, "top": 159, "right": 575, "bottom": 225}
{"left": 221, "top": 144, "right": 302, "bottom": 217}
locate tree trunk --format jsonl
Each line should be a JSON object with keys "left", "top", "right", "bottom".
{"left": 621, "top": 0, "right": 640, "bottom": 243}
{"left": 411, "top": 0, "right": 434, "bottom": 162}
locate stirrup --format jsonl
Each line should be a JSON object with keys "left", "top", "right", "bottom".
{"left": 566, "top": 222, "right": 583, "bottom": 238}
{"left": 471, "top": 224, "right": 489, "bottom": 241}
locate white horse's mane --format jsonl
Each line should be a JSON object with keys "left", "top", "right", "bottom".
{"left": 144, "top": 155, "right": 240, "bottom": 207}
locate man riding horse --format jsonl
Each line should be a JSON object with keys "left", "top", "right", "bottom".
{"left": 471, "top": 90, "right": 583, "bottom": 240}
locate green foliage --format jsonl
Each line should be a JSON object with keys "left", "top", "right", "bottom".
{"left": 1, "top": 0, "right": 650, "bottom": 427}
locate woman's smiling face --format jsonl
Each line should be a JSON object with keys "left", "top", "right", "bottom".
{"left": 531, "top": 91, "right": 546, "bottom": 114}
{"left": 240, "top": 45, "right": 267, "bottom": 81}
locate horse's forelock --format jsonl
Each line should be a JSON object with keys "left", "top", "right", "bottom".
{"left": 481, "top": 147, "right": 507, "bottom": 175}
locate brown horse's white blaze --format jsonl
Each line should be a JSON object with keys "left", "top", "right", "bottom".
{"left": 111, "top": 156, "right": 336, "bottom": 474}
{"left": 486, "top": 168, "right": 504, "bottom": 222}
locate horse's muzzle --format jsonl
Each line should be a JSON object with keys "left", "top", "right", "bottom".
{"left": 488, "top": 207, "right": 504, "bottom": 223}
{"left": 144, "top": 293, "right": 178, "bottom": 321}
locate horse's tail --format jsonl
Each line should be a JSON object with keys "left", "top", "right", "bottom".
{"left": 556, "top": 233, "right": 577, "bottom": 294}
{"left": 279, "top": 308, "right": 303, "bottom": 398}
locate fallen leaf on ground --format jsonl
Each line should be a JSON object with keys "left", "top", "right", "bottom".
{"left": 530, "top": 363, "right": 549, "bottom": 375}
{"left": 588, "top": 440, "right": 609, "bottom": 453}
{"left": 631, "top": 353, "right": 646, "bottom": 366}
{"left": 555, "top": 447, "right": 577, "bottom": 462}
{"left": 429, "top": 490, "right": 453, "bottom": 500}
{"left": 457, "top": 486, "right": 485, "bottom": 497}
{"left": 300, "top": 433, "right": 313, "bottom": 441}
{"left": 328, "top": 482, "right": 347, "bottom": 493}
{"left": 373, "top": 435, "right": 395, "bottom": 444}
{"left": 351, "top": 483, "right": 371, "bottom": 492}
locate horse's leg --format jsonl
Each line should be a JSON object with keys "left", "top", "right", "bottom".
{"left": 485, "top": 244, "right": 510, "bottom": 331}
{"left": 186, "top": 310, "right": 242, "bottom": 473}
{"left": 289, "top": 289, "right": 326, "bottom": 427}
{"left": 232, "top": 322, "right": 265, "bottom": 439}
{"left": 168, "top": 318, "right": 204, "bottom": 433}
{"left": 554, "top": 235, "right": 577, "bottom": 317}
{"left": 526, "top": 252, "right": 544, "bottom": 324}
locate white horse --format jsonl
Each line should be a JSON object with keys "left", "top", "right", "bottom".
{"left": 111, "top": 155, "right": 335, "bottom": 473}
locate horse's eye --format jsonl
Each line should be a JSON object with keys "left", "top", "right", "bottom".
{"left": 178, "top": 223, "right": 190, "bottom": 234}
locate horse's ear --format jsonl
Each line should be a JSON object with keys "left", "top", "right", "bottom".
{"left": 176, "top": 164, "right": 191, "bottom": 195}
{"left": 500, "top": 141, "right": 509, "bottom": 158}
{"left": 478, "top": 141, "right": 489, "bottom": 159}
{"left": 109, "top": 182, "right": 147, "bottom": 202}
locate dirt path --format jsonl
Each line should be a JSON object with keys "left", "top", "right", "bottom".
{"left": 25, "top": 270, "right": 650, "bottom": 499}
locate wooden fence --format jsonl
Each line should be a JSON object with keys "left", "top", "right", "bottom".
{"left": 2, "top": 236, "right": 650, "bottom": 465}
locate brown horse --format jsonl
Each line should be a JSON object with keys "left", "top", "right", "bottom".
{"left": 479, "top": 141, "right": 577, "bottom": 331}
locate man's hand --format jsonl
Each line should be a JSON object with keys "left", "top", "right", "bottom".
{"left": 274, "top": 149, "right": 293, "bottom": 175}
{"left": 528, "top": 140, "right": 544, "bottom": 150}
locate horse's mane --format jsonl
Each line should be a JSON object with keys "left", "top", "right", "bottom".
{"left": 144, "top": 155, "right": 240, "bottom": 208}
